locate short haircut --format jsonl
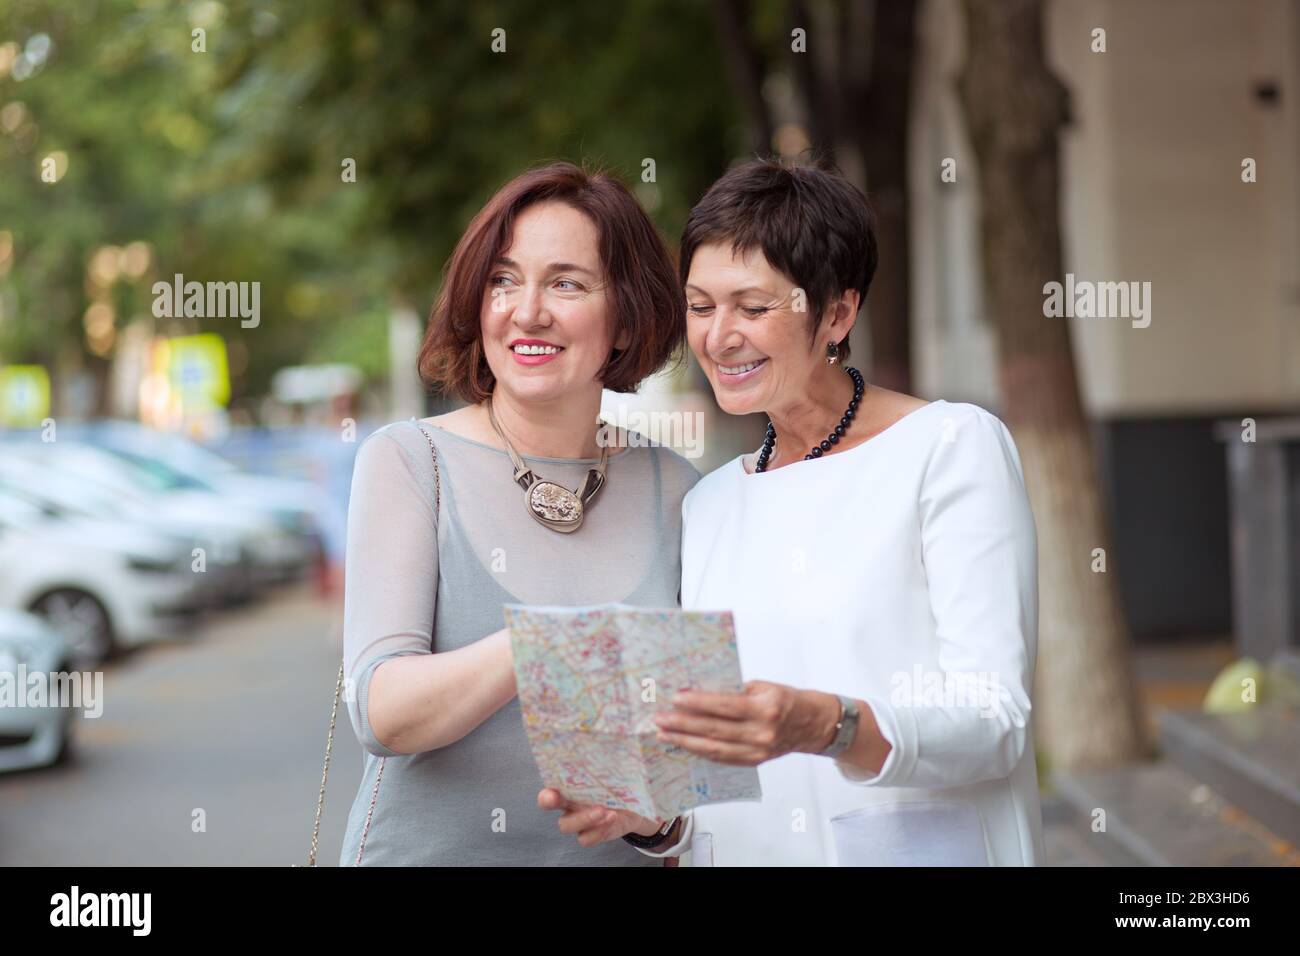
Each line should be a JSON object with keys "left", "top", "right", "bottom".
{"left": 418, "top": 162, "right": 686, "bottom": 403}
{"left": 679, "top": 157, "right": 878, "bottom": 360}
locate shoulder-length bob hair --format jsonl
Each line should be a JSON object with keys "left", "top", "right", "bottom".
{"left": 418, "top": 162, "right": 686, "bottom": 403}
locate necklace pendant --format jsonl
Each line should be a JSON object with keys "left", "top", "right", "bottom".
{"left": 525, "top": 480, "right": 585, "bottom": 533}
{"left": 487, "top": 398, "right": 607, "bottom": 533}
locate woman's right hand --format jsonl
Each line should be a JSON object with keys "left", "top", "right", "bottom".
{"left": 537, "top": 788, "right": 665, "bottom": 848}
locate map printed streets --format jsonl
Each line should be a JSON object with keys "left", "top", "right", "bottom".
{"left": 504, "top": 603, "right": 762, "bottom": 820}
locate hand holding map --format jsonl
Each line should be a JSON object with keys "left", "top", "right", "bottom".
{"left": 504, "top": 603, "right": 762, "bottom": 821}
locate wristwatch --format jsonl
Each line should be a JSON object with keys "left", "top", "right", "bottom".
{"left": 817, "top": 694, "right": 861, "bottom": 757}
{"left": 622, "top": 816, "right": 680, "bottom": 850}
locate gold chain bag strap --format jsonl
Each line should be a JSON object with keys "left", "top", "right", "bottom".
{"left": 306, "top": 422, "right": 441, "bottom": 866}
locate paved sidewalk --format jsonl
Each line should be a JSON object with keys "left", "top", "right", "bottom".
{"left": 0, "top": 584, "right": 354, "bottom": 866}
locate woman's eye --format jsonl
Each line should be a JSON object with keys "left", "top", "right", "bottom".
{"left": 742, "top": 307, "right": 769, "bottom": 317}
{"left": 490, "top": 274, "right": 515, "bottom": 287}
{"left": 555, "top": 279, "right": 583, "bottom": 291}
{"left": 687, "top": 305, "right": 714, "bottom": 316}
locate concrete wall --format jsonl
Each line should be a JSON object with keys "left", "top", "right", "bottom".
{"left": 911, "top": 0, "right": 1300, "bottom": 416}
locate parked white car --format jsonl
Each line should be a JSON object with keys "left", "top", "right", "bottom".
{"left": 0, "top": 490, "right": 206, "bottom": 662}
{"left": 76, "top": 420, "right": 331, "bottom": 570}
{"left": 0, "top": 608, "right": 77, "bottom": 773}
{"left": 0, "top": 457, "right": 253, "bottom": 609}
{"left": 1, "top": 441, "right": 308, "bottom": 590}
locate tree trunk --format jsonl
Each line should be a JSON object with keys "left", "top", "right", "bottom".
{"left": 958, "top": 0, "right": 1148, "bottom": 769}
{"left": 782, "top": 0, "right": 916, "bottom": 392}
{"left": 711, "top": 0, "right": 775, "bottom": 156}
{"left": 788, "top": 0, "right": 836, "bottom": 153}
{"left": 857, "top": 0, "right": 918, "bottom": 394}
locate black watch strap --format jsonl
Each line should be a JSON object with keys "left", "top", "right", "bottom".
{"left": 622, "top": 816, "right": 679, "bottom": 850}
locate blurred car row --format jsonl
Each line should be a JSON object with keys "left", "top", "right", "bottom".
{"left": 0, "top": 609, "right": 75, "bottom": 773}
{"left": 0, "top": 420, "right": 332, "bottom": 773}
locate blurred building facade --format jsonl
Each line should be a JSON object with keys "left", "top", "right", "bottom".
{"left": 909, "top": 0, "right": 1300, "bottom": 642}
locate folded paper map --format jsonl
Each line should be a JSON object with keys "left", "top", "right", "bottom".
{"left": 504, "top": 603, "right": 762, "bottom": 820}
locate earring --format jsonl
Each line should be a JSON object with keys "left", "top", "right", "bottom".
{"left": 826, "top": 340, "right": 840, "bottom": 365}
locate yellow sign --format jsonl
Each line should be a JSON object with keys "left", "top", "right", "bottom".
{"left": 0, "top": 364, "right": 51, "bottom": 426}
{"left": 166, "top": 334, "right": 230, "bottom": 408}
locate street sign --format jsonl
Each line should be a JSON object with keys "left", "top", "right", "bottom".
{"left": 166, "top": 334, "right": 230, "bottom": 408}
{"left": 0, "top": 364, "right": 51, "bottom": 426}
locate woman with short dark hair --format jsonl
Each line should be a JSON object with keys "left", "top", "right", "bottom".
{"left": 338, "top": 162, "right": 699, "bottom": 865}
{"left": 672, "top": 158, "right": 1043, "bottom": 865}
{"left": 564, "top": 157, "right": 1045, "bottom": 865}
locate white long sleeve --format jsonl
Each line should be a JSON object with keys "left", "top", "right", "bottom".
{"left": 838, "top": 407, "right": 1037, "bottom": 790}
{"left": 681, "top": 399, "right": 1045, "bottom": 865}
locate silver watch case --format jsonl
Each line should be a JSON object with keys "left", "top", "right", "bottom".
{"left": 818, "top": 694, "right": 860, "bottom": 757}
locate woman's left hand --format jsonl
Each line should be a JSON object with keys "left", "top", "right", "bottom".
{"left": 654, "top": 680, "right": 838, "bottom": 765}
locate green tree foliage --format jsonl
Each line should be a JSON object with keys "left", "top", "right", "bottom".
{"left": 0, "top": 0, "right": 741, "bottom": 410}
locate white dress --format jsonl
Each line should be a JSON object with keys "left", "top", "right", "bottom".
{"left": 680, "top": 400, "right": 1045, "bottom": 866}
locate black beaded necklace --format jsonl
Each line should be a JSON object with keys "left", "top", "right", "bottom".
{"left": 754, "top": 366, "right": 865, "bottom": 473}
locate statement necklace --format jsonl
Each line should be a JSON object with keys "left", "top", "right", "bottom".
{"left": 755, "top": 366, "right": 865, "bottom": 473}
{"left": 487, "top": 399, "right": 609, "bottom": 533}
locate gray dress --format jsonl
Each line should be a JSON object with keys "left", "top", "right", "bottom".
{"left": 338, "top": 418, "right": 700, "bottom": 865}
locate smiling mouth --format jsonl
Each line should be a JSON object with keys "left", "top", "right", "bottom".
{"left": 511, "top": 343, "right": 564, "bottom": 355}
{"left": 717, "top": 358, "right": 767, "bottom": 377}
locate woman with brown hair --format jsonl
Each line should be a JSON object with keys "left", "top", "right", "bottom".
{"left": 338, "top": 162, "right": 699, "bottom": 865}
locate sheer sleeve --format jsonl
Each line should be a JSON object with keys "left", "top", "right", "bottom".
{"left": 839, "top": 404, "right": 1037, "bottom": 788}
{"left": 342, "top": 423, "right": 439, "bottom": 756}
